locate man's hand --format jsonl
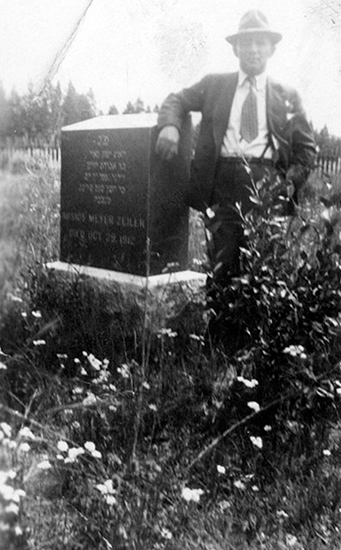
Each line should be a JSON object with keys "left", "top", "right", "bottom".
{"left": 155, "top": 125, "right": 180, "bottom": 161}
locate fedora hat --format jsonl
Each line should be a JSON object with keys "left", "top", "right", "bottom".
{"left": 226, "top": 10, "right": 282, "bottom": 45}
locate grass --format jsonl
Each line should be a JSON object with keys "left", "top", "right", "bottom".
{"left": 1, "top": 153, "right": 341, "bottom": 549}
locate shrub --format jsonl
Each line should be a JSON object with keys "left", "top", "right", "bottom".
{"left": 204, "top": 167, "right": 341, "bottom": 473}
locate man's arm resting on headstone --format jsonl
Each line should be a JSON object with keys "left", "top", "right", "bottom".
{"left": 155, "top": 125, "right": 180, "bottom": 160}
{"left": 156, "top": 77, "right": 208, "bottom": 161}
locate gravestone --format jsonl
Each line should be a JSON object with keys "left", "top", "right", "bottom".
{"left": 60, "top": 113, "right": 193, "bottom": 277}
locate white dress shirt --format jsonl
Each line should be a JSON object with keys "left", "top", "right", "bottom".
{"left": 220, "top": 70, "right": 273, "bottom": 159}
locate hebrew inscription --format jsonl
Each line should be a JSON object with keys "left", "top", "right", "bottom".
{"left": 59, "top": 114, "right": 191, "bottom": 275}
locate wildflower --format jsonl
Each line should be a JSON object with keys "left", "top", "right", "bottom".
{"left": 83, "top": 351, "right": 102, "bottom": 371}
{"left": 323, "top": 449, "right": 331, "bottom": 457}
{"left": 91, "top": 450, "right": 102, "bottom": 459}
{"left": 82, "top": 392, "right": 97, "bottom": 405}
{"left": 65, "top": 447, "right": 85, "bottom": 463}
{"left": 264, "top": 425, "right": 272, "bottom": 432}
{"left": 12, "top": 489, "right": 26, "bottom": 504}
{"left": 5, "top": 503, "right": 19, "bottom": 515}
{"left": 250, "top": 436, "right": 263, "bottom": 449}
{"left": 247, "top": 401, "right": 260, "bottom": 413}
{"left": 218, "top": 500, "right": 231, "bottom": 511}
{"left": 7, "top": 293, "right": 23, "bottom": 303}
{"left": 37, "top": 460, "right": 52, "bottom": 470}
{"left": 105, "top": 495, "right": 117, "bottom": 506}
{"left": 0, "top": 362, "right": 7, "bottom": 370}
{"left": 96, "top": 479, "right": 116, "bottom": 498}
{"left": 1, "top": 422, "right": 12, "bottom": 438}
{"left": 117, "top": 364, "right": 130, "bottom": 379}
{"left": 157, "top": 328, "right": 177, "bottom": 338}
{"left": 84, "top": 441, "right": 96, "bottom": 453}
{"left": 206, "top": 207, "right": 215, "bottom": 219}
{"left": 32, "top": 310, "right": 42, "bottom": 318}
{"left": 217, "top": 465, "right": 226, "bottom": 475}
{"left": 84, "top": 442, "right": 101, "bottom": 458}
{"left": 57, "top": 440, "right": 69, "bottom": 453}
{"left": 277, "top": 510, "right": 289, "bottom": 519}
{"left": 13, "top": 489, "right": 27, "bottom": 501}
{"left": 286, "top": 534, "right": 298, "bottom": 547}
{"left": 160, "top": 527, "right": 173, "bottom": 539}
{"left": 18, "top": 427, "right": 35, "bottom": 440}
{"left": 252, "top": 485, "right": 259, "bottom": 492}
{"left": 18, "top": 442, "right": 31, "bottom": 453}
{"left": 143, "top": 381, "right": 150, "bottom": 390}
{"left": 233, "top": 480, "right": 246, "bottom": 490}
{"left": 148, "top": 403, "right": 157, "bottom": 412}
{"left": 21, "top": 312, "right": 27, "bottom": 318}
{"left": 2, "top": 470, "right": 16, "bottom": 481}
{"left": 0, "top": 484, "right": 15, "bottom": 501}
{"left": 283, "top": 345, "right": 306, "bottom": 358}
{"left": 88, "top": 354, "right": 102, "bottom": 371}
{"left": 33, "top": 339, "right": 46, "bottom": 346}
{"left": 181, "top": 487, "right": 204, "bottom": 503}
{"left": 192, "top": 258, "right": 203, "bottom": 266}
{"left": 237, "top": 376, "right": 259, "bottom": 388}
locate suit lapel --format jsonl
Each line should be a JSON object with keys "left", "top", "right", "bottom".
{"left": 212, "top": 73, "right": 238, "bottom": 154}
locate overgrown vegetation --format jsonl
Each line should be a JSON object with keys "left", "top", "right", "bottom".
{"left": 1, "top": 157, "right": 341, "bottom": 549}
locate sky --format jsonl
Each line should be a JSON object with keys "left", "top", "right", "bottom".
{"left": 1, "top": 0, "right": 341, "bottom": 135}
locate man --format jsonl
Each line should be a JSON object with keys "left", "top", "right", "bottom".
{"left": 156, "top": 10, "right": 316, "bottom": 280}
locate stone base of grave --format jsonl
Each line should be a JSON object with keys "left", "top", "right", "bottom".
{"left": 46, "top": 261, "right": 206, "bottom": 289}
{"left": 44, "top": 261, "right": 208, "bottom": 338}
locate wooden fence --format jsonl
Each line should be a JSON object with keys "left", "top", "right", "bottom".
{"left": 317, "top": 155, "right": 341, "bottom": 176}
{"left": 0, "top": 146, "right": 61, "bottom": 168}
{"left": 0, "top": 146, "right": 340, "bottom": 177}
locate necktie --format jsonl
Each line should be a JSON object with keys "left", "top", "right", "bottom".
{"left": 240, "top": 76, "right": 258, "bottom": 143}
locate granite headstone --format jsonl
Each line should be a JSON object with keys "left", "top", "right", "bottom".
{"left": 60, "top": 113, "right": 192, "bottom": 277}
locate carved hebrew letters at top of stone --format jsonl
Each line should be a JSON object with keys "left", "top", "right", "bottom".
{"left": 80, "top": 141, "right": 128, "bottom": 205}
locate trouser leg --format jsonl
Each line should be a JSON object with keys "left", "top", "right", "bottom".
{"left": 205, "top": 161, "right": 275, "bottom": 350}
{"left": 206, "top": 161, "right": 273, "bottom": 281}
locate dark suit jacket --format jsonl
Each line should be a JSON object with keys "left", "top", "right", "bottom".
{"left": 158, "top": 72, "right": 316, "bottom": 211}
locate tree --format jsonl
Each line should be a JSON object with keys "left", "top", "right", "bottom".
{"left": 108, "top": 104, "right": 119, "bottom": 115}
{"left": 123, "top": 100, "right": 135, "bottom": 114}
{"left": 0, "top": 83, "right": 10, "bottom": 141}
{"left": 61, "top": 82, "right": 97, "bottom": 126}
{"left": 22, "top": 81, "right": 63, "bottom": 143}
{"left": 314, "top": 124, "right": 341, "bottom": 157}
{"left": 7, "top": 89, "right": 25, "bottom": 139}
{"left": 123, "top": 98, "right": 145, "bottom": 114}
